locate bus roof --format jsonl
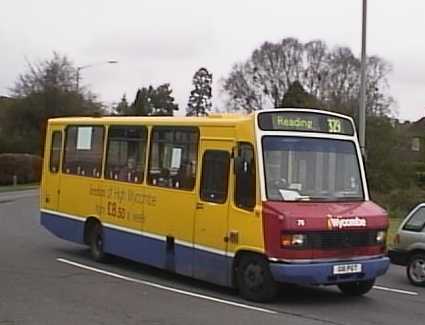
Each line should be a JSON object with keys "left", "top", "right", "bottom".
{"left": 47, "top": 108, "right": 354, "bottom": 127}
{"left": 47, "top": 113, "right": 253, "bottom": 126}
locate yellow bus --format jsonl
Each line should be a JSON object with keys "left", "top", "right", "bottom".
{"left": 41, "top": 108, "right": 389, "bottom": 301}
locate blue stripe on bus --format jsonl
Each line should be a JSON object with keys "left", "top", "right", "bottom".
{"left": 40, "top": 211, "right": 232, "bottom": 287}
{"left": 41, "top": 211, "right": 85, "bottom": 244}
{"left": 193, "top": 248, "right": 232, "bottom": 286}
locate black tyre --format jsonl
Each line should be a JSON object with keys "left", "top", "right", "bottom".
{"left": 236, "top": 254, "right": 278, "bottom": 302}
{"left": 337, "top": 279, "right": 375, "bottom": 296}
{"left": 89, "top": 222, "right": 108, "bottom": 263}
{"left": 407, "top": 254, "right": 425, "bottom": 286}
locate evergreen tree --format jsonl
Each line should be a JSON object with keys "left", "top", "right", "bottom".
{"left": 186, "top": 68, "right": 212, "bottom": 116}
{"left": 281, "top": 81, "right": 323, "bottom": 109}
{"left": 127, "top": 84, "right": 178, "bottom": 116}
{"left": 114, "top": 94, "right": 130, "bottom": 115}
{"left": 131, "top": 87, "right": 155, "bottom": 116}
{"left": 151, "top": 83, "right": 179, "bottom": 116}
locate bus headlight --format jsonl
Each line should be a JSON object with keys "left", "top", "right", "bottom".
{"left": 376, "top": 230, "right": 386, "bottom": 244}
{"left": 281, "top": 233, "right": 306, "bottom": 248}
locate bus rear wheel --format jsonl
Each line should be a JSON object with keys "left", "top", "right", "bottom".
{"left": 89, "top": 222, "right": 108, "bottom": 263}
{"left": 337, "top": 279, "right": 375, "bottom": 296}
{"left": 236, "top": 254, "right": 277, "bottom": 302}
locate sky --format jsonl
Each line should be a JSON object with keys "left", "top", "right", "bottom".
{"left": 1, "top": 0, "right": 425, "bottom": 121}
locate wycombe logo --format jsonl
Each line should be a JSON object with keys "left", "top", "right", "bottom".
{"left": 327, "top": 215, "right": 367, "bottom": 230}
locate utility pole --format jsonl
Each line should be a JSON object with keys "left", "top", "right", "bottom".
{"left": 359, "top": 0, "right": 367, "bottom": 157}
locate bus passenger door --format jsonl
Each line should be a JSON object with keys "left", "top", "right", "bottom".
{"left": 194, "top": 139, "right": 233, "bottom": 286}
{"left": 43, "top": 128, "right": 63, "bottom": 211}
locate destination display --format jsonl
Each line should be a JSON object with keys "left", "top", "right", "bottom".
{"left": 258, "top": 111, "right": 354, "bottom": 135}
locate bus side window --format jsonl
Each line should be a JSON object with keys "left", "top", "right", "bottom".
{"left": 49, "top": 131, "right": 62, "bottom": 173}
{"left": 105, "top": 126, "right": 148, "bottom": 183}
{"left": 235, "top": 142, "right": 256, "bottom": 210}
{"left": 148, "top": 127, "right": 199, "bottom": 190}
{"left": 62, "top": 126, "right": 104, "bottom": 178}
{"left": 200, "top": 150, "right": 230, "bottom": 203}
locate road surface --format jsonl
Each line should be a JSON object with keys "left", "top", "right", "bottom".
{"left": 0, "top": 190, "right": 423, "bottom": 324}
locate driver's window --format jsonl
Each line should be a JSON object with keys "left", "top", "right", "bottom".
{"left": 235, "top": 142, "right": 256, "bottom": 210}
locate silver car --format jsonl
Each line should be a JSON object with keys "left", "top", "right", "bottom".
{"left": 389, "top": 203, "right": 425, "bottom": 286}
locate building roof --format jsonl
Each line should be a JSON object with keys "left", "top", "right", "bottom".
{"left": 408, "top": 117, "right": 425, "bottom": 136}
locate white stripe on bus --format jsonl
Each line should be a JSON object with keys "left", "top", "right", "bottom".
{"left": 42, "top": 209, "right": 234, "bottom": 257}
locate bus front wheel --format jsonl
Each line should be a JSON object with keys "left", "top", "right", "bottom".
{"left": 337, "top": 279, "right": 375, "bottom": 296}
{"left": 89, "top": 222, "right": 108, "bottom": 263}
{"left": 236, "top": 254, "right": 277, "bottom": 302}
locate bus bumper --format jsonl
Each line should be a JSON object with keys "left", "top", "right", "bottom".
{"left": 269, "top": 256, "right": 390, "bottom": 285}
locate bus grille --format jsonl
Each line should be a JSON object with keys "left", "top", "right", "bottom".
{"left": 308, "top": 231, "right": 377, "bottom": 249}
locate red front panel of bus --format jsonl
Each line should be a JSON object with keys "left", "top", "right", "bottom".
{"left": 262, "top": 201, "right": 388, "bottom": 260}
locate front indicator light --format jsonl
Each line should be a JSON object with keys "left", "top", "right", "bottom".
{"left": 281, "top": 234, "right": 306, "bottom": 248}
{"left": 281, "top": 234, "right": 292, "bottom": 247}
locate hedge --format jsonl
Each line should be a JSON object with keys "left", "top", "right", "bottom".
{"left": 0, "top": 153, "right": 42, "bottom": 185}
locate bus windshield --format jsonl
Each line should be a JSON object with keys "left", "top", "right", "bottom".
{"left": 262, "top": 137, "right": 363, "bottom": 201}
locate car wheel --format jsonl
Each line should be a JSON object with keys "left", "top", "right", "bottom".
{"left": 89, "top": 223, "right": 109, "bottom": 263}
{"left": 236, "top": 254, "right": 277, "bottom": 302}
{"left": 407, "top": 254, "right": 425, "bottom": 286}
{"left": 337, "top": 279, "right": 375, "bottom": 296}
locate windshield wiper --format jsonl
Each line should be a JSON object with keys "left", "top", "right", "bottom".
{"left": 333, "top": 196, "right": 363, "bottom": 201}
{"left": 308, "top": 196, "right": 335, "bottom": 201}
{"left": 308, "top": 196, "right": 362, "bottom": 201}
{"left": 294, "top": 196, "right": 311, "bottom": 201}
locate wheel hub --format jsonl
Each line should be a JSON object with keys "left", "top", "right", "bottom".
{"left": 244, "top": 264, "right": 264, "bottom": 288}
{"left": 411, "top": 259, "right": 425, "bottom": 282}
{"left": 96, "top": 235, "right": 103, "bottom": 249}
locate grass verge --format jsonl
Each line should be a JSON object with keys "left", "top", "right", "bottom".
{"left": 0, "top": 183, "right": 39, "bottom": 193}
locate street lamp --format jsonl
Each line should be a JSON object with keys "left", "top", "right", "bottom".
{"left": 359, "top": 0, "right": 367, "bottom": 157}
{"left": 76, "top": 60, "right": 118, "bottom": 92}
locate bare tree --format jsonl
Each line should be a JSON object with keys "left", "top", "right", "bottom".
{"left": 324, "top": 47, "right": 360, "bottom": 114}
{"left": 222, "top": 63, "right": 264, "bottom": 112}
{"left": 365, "top": 56, "right": 394, "bottom": 116}
{"left": 302, "top": 40, "right": 328, "bottom": 98}
{"left": 4, "top": 52, "right": 103, "bottom": 154}
{"left": 12, "top": 52, "right": 77, "bottom": 97}
{"left": 222, "top": 37, "right": 394, "bottom": 117}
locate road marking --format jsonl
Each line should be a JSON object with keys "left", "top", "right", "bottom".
{"left": 57, "top": 258, "right": 277, "bottom": 315}
{"left": 373, "top": 285, "right": 418, "bottom": 296}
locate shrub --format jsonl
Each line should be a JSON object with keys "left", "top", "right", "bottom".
{"left": 0, "top": 153, "right": 42, "bottom": 185}
{"left": 371, "top": 187, "right": 425, "bottom": 219}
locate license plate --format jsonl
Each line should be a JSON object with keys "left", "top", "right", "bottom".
{"left": 333, "top": 263, "right": 362, "bottom": 275}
